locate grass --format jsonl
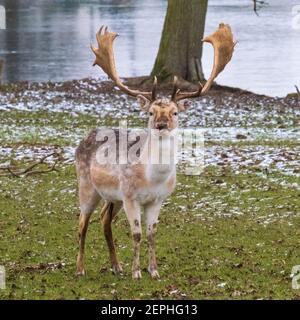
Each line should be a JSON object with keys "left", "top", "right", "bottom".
{"left": 0, "top": 110, "right": 144, "bottom": 147}
{"left": 0, "top": 105, "right": 299, "bottom": 300}
{"left": 0, "top": 166, "right": 299, "bottom": 299}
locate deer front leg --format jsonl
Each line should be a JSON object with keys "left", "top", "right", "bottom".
{"left": 123, "top": 199, "right": 142, "bottom": 279}
{"left": 145, "top": 201, "right": 162, "bottom": 279}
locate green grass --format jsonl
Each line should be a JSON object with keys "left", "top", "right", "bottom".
{"left": 0, "top": 165, "right": 299, "bottom": 299}
{"left": 206, "top": 139, "right": 300, "bottom": 148}
{"left": 0, "top": 108, "right": 299, "bottom": 300}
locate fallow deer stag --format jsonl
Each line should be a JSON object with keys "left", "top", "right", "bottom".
{"left": 76, "top": 24, "right": 235, "bottom": 279}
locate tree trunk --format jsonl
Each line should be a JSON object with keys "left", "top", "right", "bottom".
{"left": 151, "top": 0, "right": 208, "bottom": 83}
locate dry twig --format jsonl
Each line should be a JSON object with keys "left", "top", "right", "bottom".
{"left": 0, "top": 152, "right": 60, "bottom": 177}
{"left": 253, "top": 0, "right": 268, "bottom": 16}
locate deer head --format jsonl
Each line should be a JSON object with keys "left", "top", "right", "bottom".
{"left": 91, "top": 24, "right": 236, "bottom": 133}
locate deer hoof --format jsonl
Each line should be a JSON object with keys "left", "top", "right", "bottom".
{"left": 76, "top": 269, "right": 86, "bottom": 277}
{"left": 148, "top": 268, "right": 160, "bottom": 279}
{"left": 112, "top": 263, "right": 123, "bottom": 275}
{"left": 132, "top": 270, "right": 142, "bottom": 279}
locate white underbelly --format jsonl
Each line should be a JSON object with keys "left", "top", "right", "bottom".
{"left": 135, "top": 185, "right": 171, "bottom": 205}
{"left": 97, "top": 187, "right": 123, "bottom": 202}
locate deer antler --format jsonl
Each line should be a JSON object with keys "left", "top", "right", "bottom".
{"left": 172, "top": 23, "right": 236, "bottom": 102}
{"left": 91, "top": 26, "right": 156, "bottom": 101}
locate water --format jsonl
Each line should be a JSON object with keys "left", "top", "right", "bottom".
{"left": 0, "top": 0, "right": 299, "bottom": 97}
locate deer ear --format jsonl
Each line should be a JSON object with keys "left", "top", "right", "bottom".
{"left": 137, "top": 95, "right": 151, "bottom": 111}
{"left": 177, "top": 100, "right": 191, "bottom": 112}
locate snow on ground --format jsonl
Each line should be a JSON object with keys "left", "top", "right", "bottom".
{"left": 0, "top": 79, "right": 299, "bottom": 190}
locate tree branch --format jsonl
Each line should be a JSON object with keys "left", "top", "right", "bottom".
{"left": 0, "top": 152, "right": 61, "bottom": 177}
{"left": 253, "top": 0, "right": 268, "bottom": 16}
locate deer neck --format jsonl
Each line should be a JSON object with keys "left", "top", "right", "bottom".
{"left": 140, "top": 129, "right": 177, "bottom": 183}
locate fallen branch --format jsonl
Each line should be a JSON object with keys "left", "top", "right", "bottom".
{"left": 23, "top": 262, "right": 66, "bottom": 273}
{"left": 0, "top": 152, "right": 60, "bottom": 177}
{"left": 7, "top": 261, "right": 66, "bottom": 273}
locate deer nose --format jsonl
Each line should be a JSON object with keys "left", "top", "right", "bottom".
{"left": 156, "top": 122, "right": 168, "bottom": 130}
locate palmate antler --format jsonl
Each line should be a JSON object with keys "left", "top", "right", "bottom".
{"left": 91, "top": 26, "right": 157, "bottom": 101}
{"left": 172, "top": 23, "right": 236, "bottom": 102}
{"left": 92, "top": 24, "right": 235, "bottom": 103}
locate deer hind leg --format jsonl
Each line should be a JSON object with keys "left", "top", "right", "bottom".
{"left": 123, "top": 199, "right": 142, "bottom": 279}
{"left": 145, "top": 201, "right": 162, "bottom": 279}
{"left": 101, "top": 201, "right": 123, "bottom": 275}
{"left": 76, "top": 177, "right": 100, "bottom": 276}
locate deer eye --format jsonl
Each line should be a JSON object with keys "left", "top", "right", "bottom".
{"left": 149, "top": 112, "right": 154, "bottom": 116}
{"left": 173, "top": 112, "right": 178, "bottom": 116}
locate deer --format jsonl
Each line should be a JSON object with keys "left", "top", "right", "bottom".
{"left": 75, "top": 23, "right": 235, "bottom": 279}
